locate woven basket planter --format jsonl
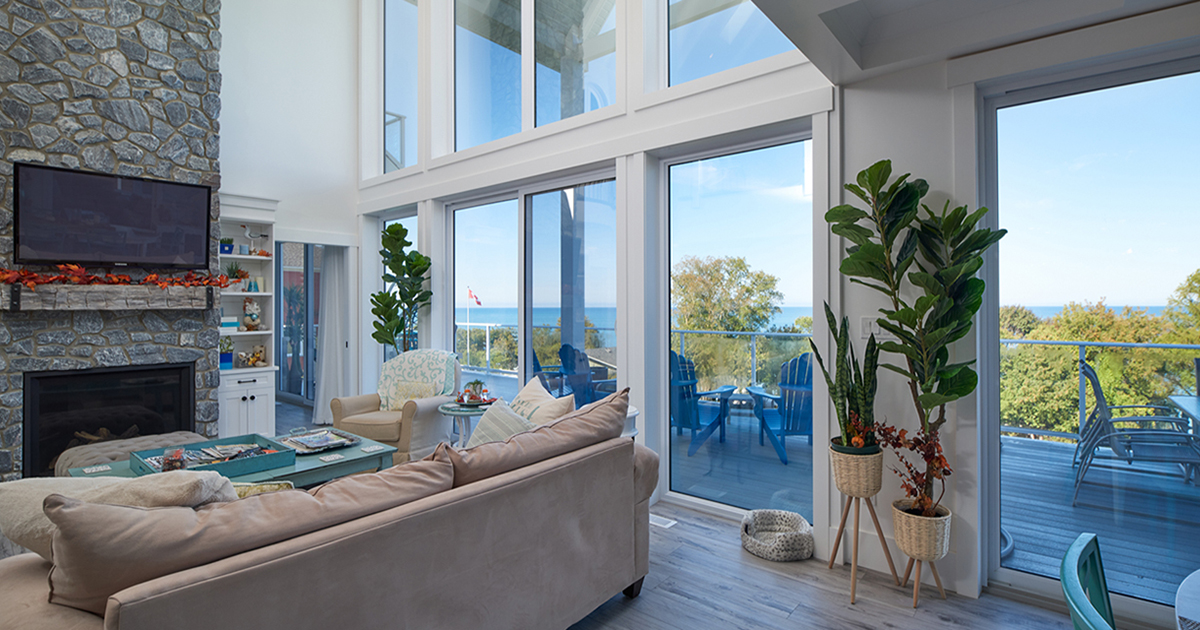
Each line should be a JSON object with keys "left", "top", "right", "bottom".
{"left": 891, "top": 499, "right": 952, "bottom": 562}
{"left": 829, "top": 446, "right": 883, "bottom": 498}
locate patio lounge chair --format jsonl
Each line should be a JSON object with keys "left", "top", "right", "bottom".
{"left": 669, "top": 351, "right": 735, "bottom": 457}
{"left": 1073, "top": 360, "right": 1200, "bottom": 505}
{"left": 747, "top": 354, "right": 814, "bottom": 465}
{"left": 559, "top": 344, "right": 617, "bottom": 409}
{"left": 1060, "top": 533, "right": 1115, "bottom": 630}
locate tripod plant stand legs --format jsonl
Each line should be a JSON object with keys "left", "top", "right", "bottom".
{"left": 901, "top": 557, "right": 947, "bottom": 607}
{"left": 828, "top": 495, "right": 900, "bottom": 603}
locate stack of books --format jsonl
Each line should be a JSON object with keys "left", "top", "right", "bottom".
{"left": 221, "top": 315, "right": 240, "bottom": 330}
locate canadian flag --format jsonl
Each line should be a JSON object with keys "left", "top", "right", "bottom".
{"left": 468, "top": 287, "right": 481, "bottom": 306}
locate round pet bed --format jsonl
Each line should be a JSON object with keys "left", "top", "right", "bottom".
{"left": 740, "top": 509, "right": 813, "bottom": 562}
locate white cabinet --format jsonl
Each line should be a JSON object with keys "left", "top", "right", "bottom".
{"left": 217, "top": 194, "right": 278, "bottom": 436}
{"left": 218, "top": 370, "right": 276, "bottom": 437}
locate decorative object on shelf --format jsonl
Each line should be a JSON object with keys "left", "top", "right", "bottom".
{"left": 255, "top": 276, "right": 266, "bottom": 292}
{"left": 241, "top": 297, "right": 262, "bottom": 331}
{"left": 740, "top": 509, "right": 813, "bottom": 562}
{"left": 242, "top": 224, "right": 268, "bottom": 255}
{"left": 370, "top": 222, "right": 432, "bottom": 354}
{"left": 219, "top": 336, "right": 234, "bottom": 371}
{"left": 219, "top": 238, "right": 234, "bottom": 254}
{"left": 237, "top": 345, "right": 268, "bottom": 369}
{"left": 0, "top": 265, "right": 232, "bottom": 290}
{"left": 811, "top": 306, "right": 898, "bottom": 602}
{"left": 238, "top": 244, "right": 249, "bottom": 255}
{"left": 825, "top": 159, "right": 1005, "bottom": 607}
{"left": 223, "top": 261, "right": 248, "bottom": 289}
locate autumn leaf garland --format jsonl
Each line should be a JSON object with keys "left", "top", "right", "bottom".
{"left": 0, "top": 265, "right": 236, "bottom": 291}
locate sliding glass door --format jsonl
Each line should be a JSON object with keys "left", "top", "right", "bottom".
{"left": 667, "top": 139, "right": 813, "bottom": 516}
{"left": 276, "top": 242, "right": 323, "bottom": 403}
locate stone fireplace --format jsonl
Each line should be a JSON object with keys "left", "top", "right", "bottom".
{"left": 0, "top": 0, "right": 223, "bottom": 480}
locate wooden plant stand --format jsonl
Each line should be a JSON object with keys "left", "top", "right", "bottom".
{"left": 901, "top": 557, "right": 946, "bottom": 607}
{"left": 827, "top": 495, "right": 900, "bottom": 603}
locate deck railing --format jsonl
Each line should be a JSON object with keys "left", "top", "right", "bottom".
{"left": 1000, "top": 338, "right": 1200, "bottom": 440}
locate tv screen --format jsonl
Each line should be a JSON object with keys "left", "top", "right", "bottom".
{"left": 14, "top": 163, "right": 212, "bottom": 269}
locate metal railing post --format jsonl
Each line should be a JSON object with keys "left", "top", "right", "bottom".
{"left": 1078, "top": 344, "right": 1087, "bottom": 434}
{"left": 486, "top": 324, "right": 492, "bottom": 374}
{"left": 750, "top": 333, "right": 758, "bottom": 385}
{"left": 679, "top": 332, "right": 685, "bottom": 358}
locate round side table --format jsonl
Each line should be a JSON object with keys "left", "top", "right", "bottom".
{"left": 437, "top": 403, "right": 490, "bottom": 447}
{"left": 1179, "top": 569, "right": 1200, "bottom": 630}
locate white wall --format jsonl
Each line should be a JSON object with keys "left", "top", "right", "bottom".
{"left": 830, "top": 2, "right": 1200, "bottom": 609}
{"left": 220, "top": 0, "right": 360, "bottom": 243}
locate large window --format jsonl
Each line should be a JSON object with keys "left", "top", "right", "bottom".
{"left": 454, "top": 199, "right": 520, "bottom": 400}
{"left": 667, "top": 140, "right": 813, "bottom": 516}
{"left": 994, "top": 70, "right": 1200, "bottom": 605}
{"left": 667, "top": 0, "right": 794, "bottom": 86}
{"left": 528, "top": 180, "right": 617, "bottom": 408}
{"left": 384, "top": 0, "right": 419, "bottom": 172}
{"left": 534, "top": 0, "right": 616, "bottom": 127}
{"left": 456, "top": 0, "right": 522, "bottom": 150}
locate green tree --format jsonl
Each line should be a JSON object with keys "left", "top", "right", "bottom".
{"left": 999, "top": 305, "right": 1039, "bottom": 339}
{"left": 671, "top": 256, "right": 783, "bottom": 333}
{"left": 671, "top": 256, "right": 784, "bottom": 391}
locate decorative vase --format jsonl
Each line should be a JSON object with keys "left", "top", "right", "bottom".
{"left": 219, "top": 243, "right": 234, "bottom": 254}
{"left": 828, "top": 438, "right": 883, "bottom": 498}
{"left": 891, "top": 499, "right": 952, "bottom": 563}
{"left": 219, "top": 352, "right": 233, "bottom": 370}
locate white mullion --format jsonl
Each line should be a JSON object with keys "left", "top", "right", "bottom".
{"left": 522, "top": 0, "right": 535, "bottom": 132}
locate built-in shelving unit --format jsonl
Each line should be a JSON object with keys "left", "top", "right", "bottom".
{"left": 216, "top": 194, "right": 279, "bottom": 437}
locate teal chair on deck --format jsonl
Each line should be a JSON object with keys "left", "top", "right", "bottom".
{"left": 559, "top": 344, "right": 616, "bottom": 409}
{"left": 1060, "top": 533, "right": 1116, "bottom": 630}
{"left": 747, "top": 354, "right": 814, "bottom": 465}
{"left": 669, "top": 351, "right": 735, "bottom": 457}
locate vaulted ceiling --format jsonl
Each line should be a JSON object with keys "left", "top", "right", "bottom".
{"left": 752, "top": 0, "right": 1196, "bottom": 85}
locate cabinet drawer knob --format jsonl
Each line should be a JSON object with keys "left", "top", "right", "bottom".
{"left": 241, "top": 396, "right": 248, "bottom": 402}
{"left": 249, "top": 395, "right": 256, "bottom": 401}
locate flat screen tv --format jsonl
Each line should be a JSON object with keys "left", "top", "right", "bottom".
{"left": 14, "top": 162, "right": 212, "bottom": 269}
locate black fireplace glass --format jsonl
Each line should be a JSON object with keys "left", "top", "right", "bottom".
{"left": 23, "top": 363, "right": 196, "bottom": 477}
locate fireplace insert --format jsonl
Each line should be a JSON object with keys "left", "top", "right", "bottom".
{"left": 23, "top": 363, "right": 196, "bottom": 477}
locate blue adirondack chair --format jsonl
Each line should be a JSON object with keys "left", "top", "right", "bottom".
{"left": 747, "top": 354, "right": 814, "bottom": 465}
{"left": 531, "top": 351, "right": 563, "bottom": 396}
{"left": 1060, "top": 533, "right": 1116, "bottom": 630}
{"left": 559, "top": 344, "right": 616, "bottom": 409}
{"left": 669, "top": 351, "right": 735, "bottom": 457}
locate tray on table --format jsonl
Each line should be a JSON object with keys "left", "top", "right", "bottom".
{"left": 130, "top": 433, "right": 295, "bottom": 477}
{"left": 277, "top": 428, "right": 363, "bottom": 455}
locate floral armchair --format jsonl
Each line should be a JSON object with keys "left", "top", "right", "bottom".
{"left": 330, "top": 350, "right": 461, "bottom": 465}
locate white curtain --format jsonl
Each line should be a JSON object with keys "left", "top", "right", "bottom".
{"left": 311, "top": 246, "right": 349, "bottom": 425}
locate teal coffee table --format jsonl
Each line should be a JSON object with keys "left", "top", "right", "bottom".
{"left": 69, "top": 433, "right": 397, "bottom": 488}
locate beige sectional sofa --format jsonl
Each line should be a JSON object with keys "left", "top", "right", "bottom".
{"left": 0, "top": 390, "right": 658, "bottom": 630}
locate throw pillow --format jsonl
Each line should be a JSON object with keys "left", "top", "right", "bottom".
{"left": 508, "top": 379, "right": 575, "bottom": 425}
{"left": 465, "top": 400, "right": 535, "bottom": 448}
{"left": 0, "top": 471, "right": 236, "bottom": 561}
{"left": 379, "top": 379, "right": 435, "bottom": 412}
{"left": 46, "top": 448, "right": 453, "bottom": 615}
{"left": 444, "top": 388, "right": 629, "bottom": 487}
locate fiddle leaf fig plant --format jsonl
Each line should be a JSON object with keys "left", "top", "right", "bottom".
{"left": 826, "top": 160, "right": 1006, "bottom": 515}
{"left": 370, "top": 222, "right": 432, "bottom": 355}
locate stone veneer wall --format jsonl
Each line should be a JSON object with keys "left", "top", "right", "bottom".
{"left": 0, "top": 0, "right": 222, "bottom": 480}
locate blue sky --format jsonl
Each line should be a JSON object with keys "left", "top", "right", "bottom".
{"left": 997, "top": 71, "right": 1200, "bottom": 308}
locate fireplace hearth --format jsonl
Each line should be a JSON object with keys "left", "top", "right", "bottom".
{"left": 23, "top": 363, "right": 196, "bottom": 477}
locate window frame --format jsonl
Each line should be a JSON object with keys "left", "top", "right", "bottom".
{"left": 980, "top": 54, "right": 1200, "bottom": 623}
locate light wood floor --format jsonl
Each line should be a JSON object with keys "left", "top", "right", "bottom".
{"left": 571, "top": 502, "right": 1073, "bottom": 630}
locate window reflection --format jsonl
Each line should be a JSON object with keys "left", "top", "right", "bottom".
{"left": 384, "top": 0, "right": 419, "bottom": 171}
{"left": 534, "top": 0, "right": 616, "bottom": 126}
{"left": 668, "top": 0, "right": 794, "bottom": 87}
{"left": 456, "top": 0, "right": 522, "bottom": 150}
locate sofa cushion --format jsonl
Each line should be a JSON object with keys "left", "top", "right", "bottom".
{"left": 444, "top": 388, "right": 629, "bottom": 487}
{"left": 0, "top": 554, "right": 102, "bottom": 629}
{"left": 336, "top": 409, "right": 405, "bottom": 443}
{"left": 0, "top": 471, "right": 236, "bottom": 561}
{"left": 379, "top": 379, "right": 435, "bottom": 412}
{"left": 466, "top": 400, "right": 535, "bottom": 448}
{"left": 509, "top": 378, "right": 575, "bottom": 425}
{"left": 45, "top": 448, "right": 454, "bottom": 615}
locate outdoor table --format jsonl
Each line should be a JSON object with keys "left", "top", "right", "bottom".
{"left": 1168, "top": 395, "right": 1200, "bottom": 433}
{"left": 1178, "top": 568, "right": 1200, "bottom": 630}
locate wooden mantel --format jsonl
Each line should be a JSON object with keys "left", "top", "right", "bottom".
{"left": 4, "top": 285, "right": 218, "bottom": 311}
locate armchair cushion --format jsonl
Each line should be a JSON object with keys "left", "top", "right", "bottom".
{"left": 379, "top": 380, "right": 435, "bottom": 412}
{"left": 378, "top": 349, "right": 459, "bottom": 398}
{"left": 336, "top": 410, "right": 405, "bottom": 443}
{"left": 510, "top": 379, "right": 575, "bottom": 425}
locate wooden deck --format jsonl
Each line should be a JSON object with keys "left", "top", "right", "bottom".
{"left": 668, "top": 403, "right": 1200, "bottom": 605}
{"left": 1001, "top": 436, "right": 1200, "bottom": 605}
{"left": 572, "top": 502, "right": 1073, "bottom": 630}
